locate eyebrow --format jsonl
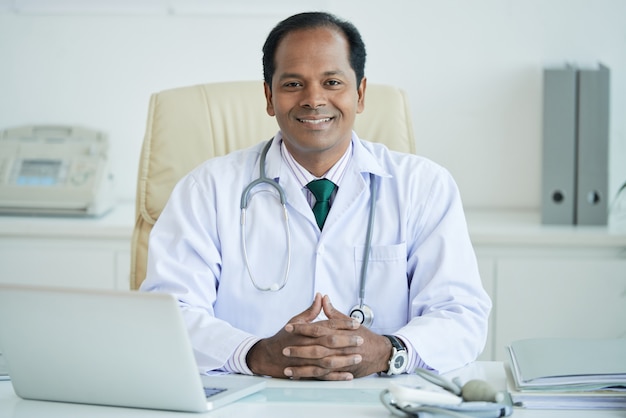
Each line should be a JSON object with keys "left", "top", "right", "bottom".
{"left": 277, "top": 70, "right": 348, "bottom": 81}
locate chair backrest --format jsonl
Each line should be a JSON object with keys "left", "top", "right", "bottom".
{"left": 130, "top": 81, "right": 415, "bottom": 289}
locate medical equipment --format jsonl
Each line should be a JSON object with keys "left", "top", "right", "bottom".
{"left": 239, "top": 139, "right": 377, "bottom": 326}
{"left": 0, "top": 125, "right": 114, "bottom": 217}
{"left": 240, "top": 139, "right": 291, "bottom": 292}
{"left": 348, "top": 164, "right": 378, "bottom": 328}
{"left": 380, "top": 368, "right": 513, "bottom": 418}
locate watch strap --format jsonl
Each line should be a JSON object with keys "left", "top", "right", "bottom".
{"left": 385, "top": 335, "right": 405, "bottom": 352}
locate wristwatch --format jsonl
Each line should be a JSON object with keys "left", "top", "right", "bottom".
{"left": 381, "top": 335, "right": 408, "bottom": 376}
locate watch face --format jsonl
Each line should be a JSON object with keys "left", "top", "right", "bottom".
{"left": 393, "top": 355, "right": 405, "bottom": 369}
{"left": 390, "top": 350, "right": 408, "bottom": 374}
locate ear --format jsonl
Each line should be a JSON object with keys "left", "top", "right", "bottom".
{"left": 264, "top": 82, "right": 275, "bottom": 116}
{"left": 356, "top": 76, "right": 367, "bottom": 114}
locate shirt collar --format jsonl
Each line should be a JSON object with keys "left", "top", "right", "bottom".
{"left": 280, "top": 136, "right": 352, "bottom": 189}
{"left": 264, "top": 131, "right": 391, "bottom": 185}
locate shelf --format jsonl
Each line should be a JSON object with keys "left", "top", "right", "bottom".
{"left": 0, "top": 201, "right": 134, "bottom": 239}
{"left": 466, "top": 210, "right": 626, "bottom": 248}
{"left": 1, "top": 204, "right": 625, "bottom": 248}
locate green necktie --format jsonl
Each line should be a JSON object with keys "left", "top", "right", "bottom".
{"left": 307, "top": 179, "right": 337, "bottom": 229}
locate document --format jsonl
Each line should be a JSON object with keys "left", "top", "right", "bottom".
{"left": 505, "top": 365, "right": 626, "bottom": 410}
{"left": 507, "top": 337, "right": 626, "bottom": 391}
{"left": 506, "top": 338, "right": 626, "bottom": 410}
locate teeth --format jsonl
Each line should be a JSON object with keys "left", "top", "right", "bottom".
{"left": 300, "top": 118, "right": 331, "bottom": 124}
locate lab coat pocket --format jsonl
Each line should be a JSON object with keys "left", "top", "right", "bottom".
{"left": 355, "top": 242, "right": 407, "bottom": 263}
{"left": 354, "top": 241, "right": 407, "bottom": 290}
{"left": 354, "top": 242, "right": 408, "bottom": 331}
{"left": 354, "top": 242, "right": 407, "bottom": 292}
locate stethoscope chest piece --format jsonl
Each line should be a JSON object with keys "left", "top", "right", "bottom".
{"left": 349, "top": 304, "right": 374, "bottom": 328}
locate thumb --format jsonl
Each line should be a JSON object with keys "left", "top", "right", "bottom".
{"left": 322, "top": 294, "right": 351, "bottom": 320}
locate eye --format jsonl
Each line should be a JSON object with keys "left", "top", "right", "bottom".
{"left": 283, "top": 81, "right": 302, "bottom": 89}
{"left": 325, "top": 79, "right": 346, "bottom": 90}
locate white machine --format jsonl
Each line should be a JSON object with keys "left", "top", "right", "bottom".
{"left": 0, "top": 125, "right": 115, "bottom": 217}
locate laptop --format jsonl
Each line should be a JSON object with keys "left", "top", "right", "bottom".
{"left": 0, "top": 284, "right": 266, "bottom": 412}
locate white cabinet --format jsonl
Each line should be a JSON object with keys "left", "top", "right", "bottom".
{"left": 469, "top": 210, "right": 626, "bottom": 361}
{"left": 1, "top": 206, "right": 625, "bottom": 363}
{"left": 492, "top": 257, "right": 626, "bottom": 360}
{"left": 0, "top": 203, "right": 133, "bottom": 290}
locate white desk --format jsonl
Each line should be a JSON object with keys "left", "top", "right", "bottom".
{"left": 1, "top": 362, "right": 624, "bottom": 417}
{"left": 1, "top": 206, "right": 625, "bottom": 362}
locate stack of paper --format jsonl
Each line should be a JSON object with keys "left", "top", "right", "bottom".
{"left": 506, "top": 337, "right": 626, "bottom": 409}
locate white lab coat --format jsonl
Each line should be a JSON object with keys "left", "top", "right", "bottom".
{"left": 141, "top": 133, "right": 491, "bottom": 373}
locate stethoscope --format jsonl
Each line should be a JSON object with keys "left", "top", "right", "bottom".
{"left": 240, "top": 138, "right": 377, "bottom": 327}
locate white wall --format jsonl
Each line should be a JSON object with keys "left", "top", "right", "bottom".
{"left": 1, "top": 0, "right": 624, "bottom": 210}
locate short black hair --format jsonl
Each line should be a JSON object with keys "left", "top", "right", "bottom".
{"left": 262, "top": 12, "right": 366, "bottom": 89}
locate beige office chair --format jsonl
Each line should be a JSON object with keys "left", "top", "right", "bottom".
{"left": 130, "top": 80, "right": 415, "bottom": 290}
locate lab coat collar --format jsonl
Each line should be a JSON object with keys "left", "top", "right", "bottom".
{"left": 257, "top": 131, "right": 392, "bottom": 230}
{"left": 261, "top": 131, "right": 392, "bottom": 182}
{"left": 350, "top": 132, "right": 392, "bottom": 179}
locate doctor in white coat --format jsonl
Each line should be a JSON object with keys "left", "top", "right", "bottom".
{"left": 141, "top": 11, "right": 491, "bottom": 381}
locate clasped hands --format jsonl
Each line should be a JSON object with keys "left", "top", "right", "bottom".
{"left": 246, "top": 293, "right": 391, "bottom": 380}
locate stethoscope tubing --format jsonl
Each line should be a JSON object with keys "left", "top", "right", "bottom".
{"left": 240, "top": 140, "right": 291, "bottom": 291}
{"left": 358, "top": 172, "right": 376, "bottom": 308}
{"left": 239, "top": 138, "right": 376, "bottom": 326}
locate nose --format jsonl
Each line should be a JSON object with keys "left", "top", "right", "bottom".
{"left": 299, "top": 84, "right": 326, "bottom": 109}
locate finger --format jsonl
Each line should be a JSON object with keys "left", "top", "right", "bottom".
{"left": 288, "top": 320, "right": 360, "bottom": 338}
{"left": 288, "top": 293, "right": 323, "bottom": 325}
{"left": 283, "top": 343, "right": 362, "bottom": 359}
{"left": 321, "top": 294, "right": 339, "bottom": 317}
{"left": 284, "top": 361, "right": 359, "bottom": 380}
{"left": 325, "top": 317, "right": 361, "bottom": 330}
{"left": 322, "top": 295, "right": 360, "bottom": 326}
{"left": 284, "top": 366, "right": 354, "bottom": 380}
{"left": 315, "top": 371, "right": 355, "bottom": 381}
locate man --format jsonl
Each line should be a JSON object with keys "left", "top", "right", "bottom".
{"left": 141, "top": 12, "right": 491, "bottom": 381}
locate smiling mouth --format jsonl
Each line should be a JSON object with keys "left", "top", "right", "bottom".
{"left": 297, "top": 117, "right": 332, "bottom": 124}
